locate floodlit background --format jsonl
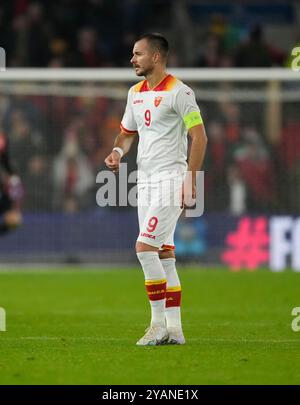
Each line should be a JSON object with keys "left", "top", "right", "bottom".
{"left": 0, "top": 0, "right": 300, "bottom": 266}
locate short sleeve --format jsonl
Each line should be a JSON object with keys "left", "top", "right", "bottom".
{"left": 120, "top": 90, "right": 138, "bottom": 134}
{"left": 173, "top": 85, "right": 203, "bottom": 130}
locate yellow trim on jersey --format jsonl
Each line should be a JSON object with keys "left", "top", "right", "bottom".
{"left": 145, "top": 279, "right": 167, "bottom": 286}
{"left": 166, "top": 286, "right": 182, "bottom": 292}
{"left": 183, "top": 111, "right": 203, "bottom": 130}
{"left": 163, "top": 75, "right": 178, "bottom": 91}
{"left": 132, "top": 75, "right": 178, "bottom": 92}
{"left": 133, "top": 80, "right": 146, "bottom": 92}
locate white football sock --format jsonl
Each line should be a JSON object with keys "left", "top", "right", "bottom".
{"left": 161, "top": 257, "right": 182, "bottom": 329}
{"left": 137, "top": 251, "right": 166, "bottom": 327}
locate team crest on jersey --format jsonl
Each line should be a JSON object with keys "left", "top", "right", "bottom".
{"left": 154, "top": 96, "right": 163, "bottom": 107}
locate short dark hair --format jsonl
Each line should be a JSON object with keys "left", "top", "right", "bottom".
{"left": 137, "top": 33, "right": 169, "bottom": 59}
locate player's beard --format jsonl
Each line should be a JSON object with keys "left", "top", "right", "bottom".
{"left": 135, "top": 65, "right": 154, "bottom": 77}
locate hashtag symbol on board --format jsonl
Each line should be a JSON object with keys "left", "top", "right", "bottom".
{"left": 222, "top": 217, "right": 269, "bottom": 271}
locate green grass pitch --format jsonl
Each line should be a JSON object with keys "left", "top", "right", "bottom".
{"left": 0, "top": 267, "right": 299, "bottom": 385}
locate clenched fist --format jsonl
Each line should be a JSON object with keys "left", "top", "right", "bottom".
{"left": 104, "top": 150, "right": 122, "bottom": 173}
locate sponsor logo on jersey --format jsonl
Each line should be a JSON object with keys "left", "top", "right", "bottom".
{"left": 140, "top": 232, "right": 156, "bottom": 240}
{"left": 133, "top": 99, "right": 143, "bottom": 104}
{"left": 154, "top": 96, "right": 163, "bottom": 107}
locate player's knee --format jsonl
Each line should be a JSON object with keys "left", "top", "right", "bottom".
{"left": 136, "top": 250, "right": 166, "bottom": 281}
{"left": 159, "top": 250, "right": 175, "bottom": 260}
{"left": 135, "top": 241, "right": 158, "bottom": 253}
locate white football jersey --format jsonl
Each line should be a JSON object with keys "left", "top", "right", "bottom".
{"left": 121, "top": 74, "right": 202, "bottom": 183}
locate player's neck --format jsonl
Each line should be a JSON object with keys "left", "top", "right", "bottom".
{"left": 145, "top": 69, "right": 168, "bottom": 90}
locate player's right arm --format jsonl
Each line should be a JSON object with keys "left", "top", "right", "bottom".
{"left": 104, "top": 130, "right": 137, "bottom": 172}
{"left": 105, "top": 87, "right": 138, "bottom": 172}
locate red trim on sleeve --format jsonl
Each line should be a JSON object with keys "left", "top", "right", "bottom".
{"left": 120, "top": 123, "right": 137, "bottom": 134}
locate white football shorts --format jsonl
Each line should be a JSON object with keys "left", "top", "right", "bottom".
{"left": 137, "top": 176, "right": 184, "bottom": 249}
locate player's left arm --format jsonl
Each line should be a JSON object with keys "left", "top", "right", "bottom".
{"left": 188, "top": 123, "right": 207, "bottom": 184}
{"left": 182, "top": 123, "right": 207, "bottom": 207}
{"left": 174, "top": 86, "right": 208, "bottom": 206}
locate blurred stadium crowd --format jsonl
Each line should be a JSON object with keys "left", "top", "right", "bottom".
{"left": 1, "top": 89, "right": 299, "bottom": 215}
{"left": 1, "top": 0, "right": 299, "bottom": 68}
{"left": 0, "top": 0, "right": 300, "bottom": 216}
